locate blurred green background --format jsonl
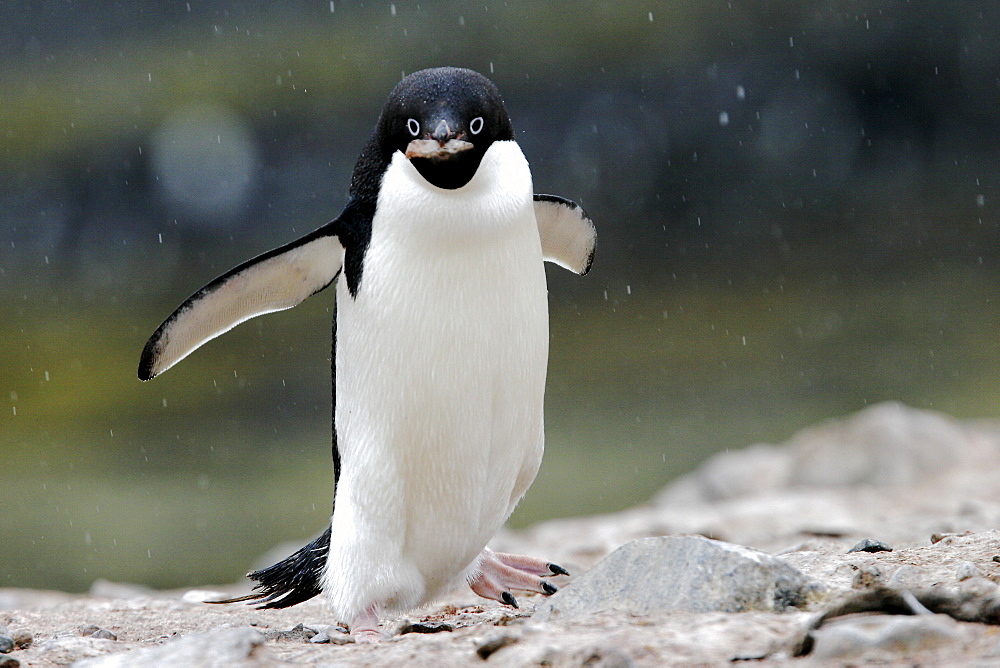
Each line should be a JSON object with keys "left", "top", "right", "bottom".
{"left": 2, "top": 1, "right": 999, "bottom": 592}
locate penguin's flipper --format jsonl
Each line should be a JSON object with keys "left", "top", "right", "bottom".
{"left": 139, "top": 227, "right": 343, "bottom": 381}
{"left": 533, "top": 194, "right": 596, "bottom": 276}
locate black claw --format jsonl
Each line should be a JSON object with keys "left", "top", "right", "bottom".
{"left": 500, "top": 591, "right": 518, "bottom": 608}
{"left": 548, "top": 563, "right": 570, "bottom": 577}
{"left": 541, "top": 581, "right": 558, "bottom": 595}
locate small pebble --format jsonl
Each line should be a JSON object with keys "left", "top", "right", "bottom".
{"left": 477, "top": 634, "right": 518, "bottom": 660}
{"left": 731, "top": 653, "right": 768, "bottom": 661}
{"left": 575, "top": 646, "right": 634, "bottom": 668}
{"left": 80, "top": 625, "right": 117, "bottom": 641}
{"left": 992, "top": 555, "right": 1000, "bottom": 563}
{"left": 305, "top": 623, "right": 348, "bottom": 644}
{"left": 0, "top": 656, "right": 20, "bottom": 667}
{"left": 848, "top": 538, "right": 893, "bottom": 554}
{"left": 397, "top": 620, "right": 454, "bottom": 634}
{"left": 9, "top": 630, "right": 30, "bottom": 650}
{"left": 930, "top": 531, "right": 970, "bottom": 544}
{"left": 956, "top": 561, "right": 983, "bottom": 581}
{"left": 263, "top": 623, "right": 316, "bottom": 642}
{"left": 887, "top": 565, "right": 922, "bottom": 589}
{"left": 0, "top": 637, "right": 12, "bottom": 654}
{"left": 851, "top": 563, "right": 884, "bottom": 588}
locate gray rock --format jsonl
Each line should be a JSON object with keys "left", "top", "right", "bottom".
{"left": 787, "top": 402, "right": 966, "bottom": 487}
{"left": 73, "top": 627, "right": 266, "bottom": 667}
{"left": 810, "top": 614, "right": 962, "bottom": 660}
{"left": 536, "top": 536, "right": 819, "bottom": 621}
{"left": 307, "top": 631, "right": 330, "bottom": 644}
{"left": 656, "top": 403, "right": 975, "bottom": 510}
{"left": 657, "top": 442, "right": 792, "bottom": 504}
{"left": 79, "top": 626, "right": 116, "bottom": 641}
{"left": 0, "top": 637, "right": 12, "bottom": 654}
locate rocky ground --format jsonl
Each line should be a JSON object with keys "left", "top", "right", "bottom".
{"left": 4, "top": 402, "right": 1000, "bottom": 666}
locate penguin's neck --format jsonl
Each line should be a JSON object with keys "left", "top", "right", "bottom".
{"left": 373, "top": 141, "right": 535, "bottom": 250}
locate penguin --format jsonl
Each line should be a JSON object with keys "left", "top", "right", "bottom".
{"left": 138, "top": 66, "right": 596, "bottom": 641}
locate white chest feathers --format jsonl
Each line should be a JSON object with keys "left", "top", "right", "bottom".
{"left": 326, "top": 141, "right": 550, "bottom": 618}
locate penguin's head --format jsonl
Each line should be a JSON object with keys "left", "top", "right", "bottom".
{"left": 380, "top": 67, "right": 514, "bottom": 190}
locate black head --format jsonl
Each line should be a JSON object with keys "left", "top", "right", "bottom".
{"left": 370, "top": 67, "right": 514, "bottom": 191}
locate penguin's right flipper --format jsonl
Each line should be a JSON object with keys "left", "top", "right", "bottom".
{"left": 139, "top": 226, "right": 343, "bottom": 381}
{"left": 533, "top": 194, "right": 596, "bottom": 276}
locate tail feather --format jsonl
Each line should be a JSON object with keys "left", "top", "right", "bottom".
{"left": 209, "top": 526, "right": 331, "bottom": 609}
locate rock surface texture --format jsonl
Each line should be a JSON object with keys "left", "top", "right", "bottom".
{"left": 4, "top": 402, "right": 1000, "bottom": 666}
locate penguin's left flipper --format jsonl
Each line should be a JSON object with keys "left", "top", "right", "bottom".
{"left": 534, "top": 194, "right": 596, "bottom": 276}
{"left": 139, "top": 226, "right": 343, "bottom": 381}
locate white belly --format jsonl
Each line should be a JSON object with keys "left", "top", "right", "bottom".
{"left": 323, "top": 142, "right": 548, "bottom": 620}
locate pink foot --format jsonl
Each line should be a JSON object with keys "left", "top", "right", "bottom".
{"left": 468, "top": 548, "right": 569, "bottom": 608}
{"left": 350, "top": 605, "right": 382, "bottom": 643}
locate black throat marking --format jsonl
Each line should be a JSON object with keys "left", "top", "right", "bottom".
{"left": 335, "top": 67, "right": 515, "bottom": 296}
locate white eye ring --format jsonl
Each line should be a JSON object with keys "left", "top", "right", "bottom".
{"left": 406, "top": 118, "right": 420, "bottom": 136}
{"left": 469, "top": 116, "right": 484, "bottom": 135}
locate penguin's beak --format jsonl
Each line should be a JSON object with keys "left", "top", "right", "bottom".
{"left": 405, "top": 119, "right": 473, "bottom": 161}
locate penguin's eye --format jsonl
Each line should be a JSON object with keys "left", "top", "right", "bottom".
{"left": 469, "top": 116, "right": 484, "bottom": 135}
{"left": 406, "top": 118, "right": 421, "bottom": 137}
